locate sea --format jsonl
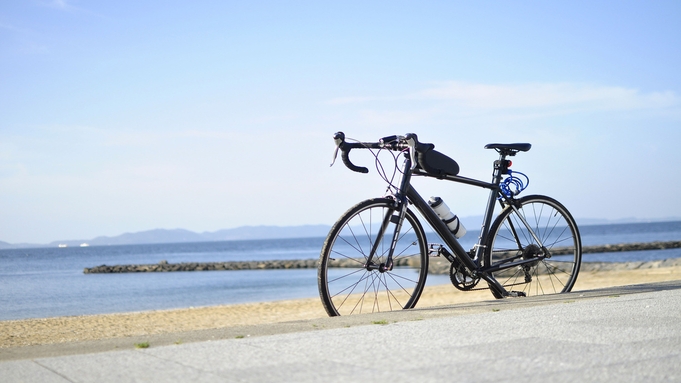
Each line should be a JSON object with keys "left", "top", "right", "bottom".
{"left": 1, "top": 221, "right": 680, "bottom": 321}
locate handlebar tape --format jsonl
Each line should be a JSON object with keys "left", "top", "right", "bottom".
{"left": 341, "top": 145, "right": 369, "bottom": 174}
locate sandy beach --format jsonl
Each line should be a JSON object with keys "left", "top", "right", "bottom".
{"left": 2, "top": 264, "right": 680, "bottom": 349}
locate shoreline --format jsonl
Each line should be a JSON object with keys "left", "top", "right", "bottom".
{"left": 2, "top": 261, "right": 681, "bottom": 349}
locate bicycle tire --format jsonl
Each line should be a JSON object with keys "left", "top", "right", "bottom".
{"left": 484, "top": 195, "right": 582, "bottom": 298}
{"left": 318, "top": 198, "right": 429, "bottom": 316}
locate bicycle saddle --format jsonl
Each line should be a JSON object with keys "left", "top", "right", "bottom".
{"left": 484, "top": 143, "right": 531, "bottom": 155}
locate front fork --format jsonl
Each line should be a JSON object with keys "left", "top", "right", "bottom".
{"left": 364, "top": 200, "right": 404, "bottom": 272}
{"left": 365, "top": 154, "right": 414, "bottom": 273}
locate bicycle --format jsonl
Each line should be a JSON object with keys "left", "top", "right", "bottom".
{"left": 318, "top": 132, "right": 582, "bottom": 316}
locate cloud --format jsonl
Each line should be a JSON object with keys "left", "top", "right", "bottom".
{"left": 414, "top": 82, "right": 679, "bottom": 111}
{"left": 45, "top": 0, "right": 70, "bottom": 9}
{"left": 0, "top": 22, "right": 19, "bottom": 31}
{"left": 41, "top": 0, "right": 96, "bottom": 15}
{"left": 325, "top": 96, "right": 381, "bottom": 105}
{"left": 327, "top": 82, "right": 680, "bottom": 114}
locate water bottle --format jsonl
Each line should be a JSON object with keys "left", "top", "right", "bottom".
{"left": 428, "top": 197, "right": 467, "bottom": 238}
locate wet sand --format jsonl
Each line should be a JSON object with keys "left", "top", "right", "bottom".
{"left": 2, "top": 265, "right": 680, "bottom": 348}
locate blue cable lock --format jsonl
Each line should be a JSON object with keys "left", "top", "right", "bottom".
{"left": 499, "top": 169, "right": 530, "bottom": 199}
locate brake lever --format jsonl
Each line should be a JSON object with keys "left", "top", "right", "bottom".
{"left": 330, "top": 132, "right": 345, "bottom": 167}
{"left": 404, "top": 133, "right": 418, "bottom": 170}
{"left": 330, "top": 146, "right": 340, "bottom": 167}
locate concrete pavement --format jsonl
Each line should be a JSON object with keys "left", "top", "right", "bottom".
{"left": 2, "top": 280, "right": 680, "bottom": 382}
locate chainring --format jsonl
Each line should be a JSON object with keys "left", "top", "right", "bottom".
{"left": 449, "top": 258, "right": 481, "bottom": 291}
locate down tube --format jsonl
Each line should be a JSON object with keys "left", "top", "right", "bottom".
{"left": 405, "top": 186, "right": 477, "bottom": 271}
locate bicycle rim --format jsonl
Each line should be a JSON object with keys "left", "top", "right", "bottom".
{"left": 318, "top": 198, "right": 428, "bottom": 316}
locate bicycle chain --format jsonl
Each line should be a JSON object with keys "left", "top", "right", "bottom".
{"left": 456, "top": 281, "right": 530, "bottom": 292}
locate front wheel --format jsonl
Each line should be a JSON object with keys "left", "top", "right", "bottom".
{"left": 484, "top": 195, "right": 582, "bottom": 298}
{"left": 318, "top": 198, "right": 428, "bottom": 316}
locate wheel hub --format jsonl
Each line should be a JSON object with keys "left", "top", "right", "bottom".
{"left": 365, "top": 261, "right": 392, "bottom": 273}
{"left": 522, "top": 244, "right": 542, "bottom": 262}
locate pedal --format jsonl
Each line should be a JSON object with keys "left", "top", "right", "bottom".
{"left": 507, "top": 291, "right": 527, "bottom": 297}
{"left": 427, "top": 243, "right": 443, "bottom": 257}
{"left": 428, "top": 244, "right": 456, "bottom": 263}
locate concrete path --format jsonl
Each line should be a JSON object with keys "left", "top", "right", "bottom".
{"left": 2, "top": 280, "right": 680, "bottom": 382}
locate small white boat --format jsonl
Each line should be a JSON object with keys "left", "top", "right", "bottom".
{"left": 58, "top": 244, "right": 68, "bottom": 248}
{"left": 80, "top": 243, "right": 90, "bottom": 247}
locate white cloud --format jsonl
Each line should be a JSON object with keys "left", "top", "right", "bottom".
{"left": 0, "top": 22, "right": 19, "bottom": 31}
{"left": 325, "top": 96, "right": 380, "bottom": 105}
{"left": 414, "top": 82, "right": 679, "bottom": 111}
{"left": 45, "top": 0, "right": 69, "bottom": 9}
{"left": 328, "top": 82, "right": 680, "bottom": 114}
{"left": 41, "top": 0, "right": 96, "bottom": 15}
{"left": 321, "top": 82, "right": 681, "bottom": 133}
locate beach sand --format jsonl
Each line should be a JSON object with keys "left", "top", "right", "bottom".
{"left": 2, "top": 265, "right": 680, "bottom": 349}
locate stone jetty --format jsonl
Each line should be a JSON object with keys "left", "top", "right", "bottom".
{"left": 83, "top": 240, "right": 681, "bottom": 274}
{"left": 575, "top": 240, "right": 681, "bottom": 254}
{"left": 83, "top": 259, "right": 319, "bottom": 274}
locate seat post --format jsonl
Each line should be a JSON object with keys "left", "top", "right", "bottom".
{"left": 491, "top": 152, "right": 511, "bottom": 186}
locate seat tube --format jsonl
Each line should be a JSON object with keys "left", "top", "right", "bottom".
{"left": 474, "top": 153, "right": 507, "bottom": 261}
{"left": 474, "top": 188, "right": 500, "bottom": 261}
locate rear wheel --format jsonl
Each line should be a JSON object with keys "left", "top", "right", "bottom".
{"left": 484, "top": 195, "right": 581, "bottom": 298}
{"left": 318, "top": 198, "right": 428, "bottom": 316}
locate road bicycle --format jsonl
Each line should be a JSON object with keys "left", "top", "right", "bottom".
{"left": 318, "top": 132, "right": 582, "bottom": 316}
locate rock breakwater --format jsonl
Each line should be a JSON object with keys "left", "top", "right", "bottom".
{"left": 83, "top": 240, "right": 681, "bottom": 274}
{"left": 580, "top": 240, "right": 681, "bottom": 254}
{"left": 84, "top": 259, "right": 319, "bottom": 274}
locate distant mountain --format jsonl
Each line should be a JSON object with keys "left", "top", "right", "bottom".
{"left": 203, "top": 225, "right": 332, "bottom": 241}
{"left": 82, "top": 228, "right": 207, "bottom": 246}
{"left": 24, "top": 225, "right": 333, "bottom": 248}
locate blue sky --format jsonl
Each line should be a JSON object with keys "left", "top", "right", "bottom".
{"left": 1, "top": 1, "right": 680, "bottom": 244}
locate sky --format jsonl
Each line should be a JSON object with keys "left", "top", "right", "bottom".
{"left": 1, "top": 1, "right": 680, "bottom": 244}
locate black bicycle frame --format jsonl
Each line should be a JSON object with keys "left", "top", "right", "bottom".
{"left": 371, "top": 150, "right": 550, "bottom": 298}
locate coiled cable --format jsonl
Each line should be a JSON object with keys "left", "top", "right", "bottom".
{"left": 499, "top": 170, "right": 530, "bottom": 198}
